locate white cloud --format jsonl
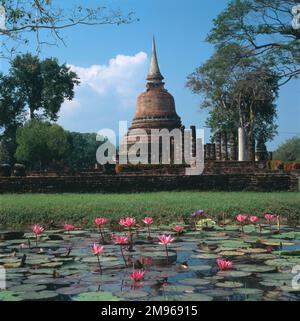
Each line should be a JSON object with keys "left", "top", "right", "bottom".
{"left": 67, "top": 51, "right": 147, "bottom": 98}
{"left": 62, "top": 98, "right": 80, "bottom": 113}
{"left": 58, "top": 51, "right": 148, "bottom": 133}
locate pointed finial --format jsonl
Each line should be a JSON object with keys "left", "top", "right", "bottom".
{"left": 147, "top": 36, "right": 164, "bottom": 83}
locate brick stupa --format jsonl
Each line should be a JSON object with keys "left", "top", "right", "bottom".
{"left": 121, "top": 37, "right": 183, "bottom": 163}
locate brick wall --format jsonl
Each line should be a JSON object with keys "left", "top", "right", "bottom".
{"left": 0, "top": 172, "right": 297, "bottom": 193}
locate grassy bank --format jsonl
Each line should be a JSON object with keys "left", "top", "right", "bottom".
{"left": 0, "top": 192, "right": 299, "bottom": 228}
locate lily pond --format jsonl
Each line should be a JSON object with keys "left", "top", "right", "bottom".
{"left": 0, "top": 222, "right": 300, "bottom": 301}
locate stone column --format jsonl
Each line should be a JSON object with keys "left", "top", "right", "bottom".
{"left": 221, "top": 130, "right": 228, "bottom": 161}
{"left": 190, "top": 126, "right": 196, "bottom": 158}
{"left": 210, "top": 143, "right": 216, "bottom": 160}
{"left": 238, "top": 127, "right": 247, "bottom": 161}
{"left": 248, "top": 133, "right": 255, "bottom": 161}
{"left": 229, "top": 130, "right": 237, "bottom": 160}
{"left": 215, "top": 131, "right": 221, "bottom": 161}
{"left": 205, "top": 144, "right": 211, "bottom": 160}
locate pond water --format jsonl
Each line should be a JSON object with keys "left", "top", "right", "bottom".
{"left": 0, "top": 224, "right": 300, "bottom": 301}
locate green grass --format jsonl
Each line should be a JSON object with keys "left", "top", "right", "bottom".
{"left": 0, "top": 192, "right": 299, "bottom": 228}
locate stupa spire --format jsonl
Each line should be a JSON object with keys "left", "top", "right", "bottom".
{"left": 147, "top": 36, "right": 164, "bottom": 84}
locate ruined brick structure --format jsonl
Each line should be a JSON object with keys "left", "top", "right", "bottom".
{"left": 121, "top": 37, "right": 195, "bottom": 164}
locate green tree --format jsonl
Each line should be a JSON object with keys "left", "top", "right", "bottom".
{"left": 187, "top": 44, "right": 279, "bottom": 155}
{"left": 0, "top": 73, "right": 26, "bottom": 163}
{"left": 67, "top": 132, "right": 107, "bottom": 170}
{"left": 273, "top": 136, "right": 300, "bottom": 161}
{"left": 15, "top": 119, "right": 71, "bottom": 169}
{"left": 10, "top": 53, "right": 79, "bottom": 120}
{"left": 207, "top": 0, "right": 300, "bottom": 85}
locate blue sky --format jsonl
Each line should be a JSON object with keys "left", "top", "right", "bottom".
{"left": 2, "top": 0, "right": 300, "bottom": 150}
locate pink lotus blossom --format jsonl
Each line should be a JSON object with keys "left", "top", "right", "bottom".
{"left": 94, "top": 217, "right": 108, "bottom": 226}
{"left": 119, "top": 217, "right": 136, "bottom": 228}
{"left": 236, "top": 214, "right": 247, "bottom": 223}
{"left": 249, "top": 216, "right": 258, "bottom": 224}
{"left": 114, "top": 235, "right": 128, "bottom": 245}
{"left": 265, "top": 214, "right": 275, "bottom": 221}
{"left": 143, "top": 217, "right": 153, "bottom": 225}
{"left": 130, "top": 270, "right": 145, "bottom": 282}
{"left": 64, "top": 224, "right": 75, "bottom": 231}
{"left": 32, "top": 224, "right": 44, "bottom": 235}
{"left": 158, "top": 235, "right": 175, "bottom": 245}
{"left": 216, "top": 259, "right": 233, "bottom": 271}
{"left": 174, "top": 225, "right": 183, "bottom": 233}
{"left": 91, "top": 243, "right": 104, "bottom": 256}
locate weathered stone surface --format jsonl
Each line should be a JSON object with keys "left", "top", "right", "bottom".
{"left": 0, "top": 171, "right": 297, "bottom": 193}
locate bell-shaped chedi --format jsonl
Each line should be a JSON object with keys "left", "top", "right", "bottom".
{"left": 129, "top": 37, "right": 182, "bottom": 132}
{"left": 120, "top": 37, "right": 183, "bottom": 165}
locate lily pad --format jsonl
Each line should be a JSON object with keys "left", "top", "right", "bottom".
{"left": 19, "top": 290, "right": 59, "bottom": 300}
{"left": 178, "top": 278, "right": 211, "bottom": 286}
{"left": 242, "top": 248, "right": 267, "bottom": 254}
{"left": 218, "top": 271, "right": 252, "bottom": 278}
{"left": 219, "top": 251, "right": 245, "bottom": 256}
{"left": 190, "top": 253, "right": 219, "bottom": 259}
{"left": 141, "top": 251, "right": 177, "bottom": 264}
{"left": 22, "top": 277, "right": 54, "bottom": 285}
{"left": 234, "top": 288, "right": 263, "bottom": 296}
{"left": 220, "top": 240, "right": 247, "bottom": 248}
{"left": 163, "top": 285, "right": 195, "bottom": 293}
{"left": 202, "top": 289, "right": 232, "bottom": 297}
{"left": 265, "top": 258, "right": 300, "bottom": 268}
{"left": 181, "top": 293, "right": 213, "bottom": 301}
{"left": 250, "top": 253, "right": 277, "bottom": 260}
{"left": 114, "top": 290, "right": 149, "bottom": 299}
{"left": 188, "top": 265, "right": 212, "bottom": 272}
{"left": 9, "top": 284, "right": 47, "bottom": 292}
{"left": 235, "top": 264, "right": 276, "bottom": 273}
{"left": 216, "top": 281, "right": 243, "bottom": 288}
{"left": 0, "top": 291, "right": 23, "bottom": 301}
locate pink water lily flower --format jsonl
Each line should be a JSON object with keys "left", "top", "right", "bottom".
{"left": 31, "top": 224, "right": 44, "bottom": 247}
{"left": 119, "top": 217, "right": 136, "bottom": 228}
{"left": 158, "top": 235, "right": 175, "bottom": 245}
{"left": 32, "top": 224, "right": 44, "bottom": 235}
{"left": 158, "top": 235, "right": 175, "bottom": 264}
{"left": 91, "top": 243, "right": 104, "bottom": 256}
{"left": 174, "top": 225, "right": 183, "bottom": 233}
{"left": 216, "top": 259, "right": 233, "bottom": 271}
{"left": 64, "top": 224, "right": 75, "bottom": 231}
{"left": 130, "top": 270, "right": 145, "bottom": 282}
{"left": 143, "top": 217, "right": 153, "bottom": 225}
{"left": 236, "top": 214, "right": 247, "bottom": 223}
{"left": 249, "top": 216, "right": 258, "bottom": 223}
{"left": 265, "top": 214, "right": 275, "bottom": 233}
{"left": 113, "top": 235, "right": 128, "bottom": 267}
{"left": 114, "top": 235, "right": 128, "bottom": 245}
{"left": 94, "top": 217, "right": 108, "bottom": 226}
{"left": 265, "top": 214, "right": 275, "bottom": 221}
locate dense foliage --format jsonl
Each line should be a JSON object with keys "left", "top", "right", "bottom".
{"left": 273, "top": 136, "right": 300, "bottom": 161}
